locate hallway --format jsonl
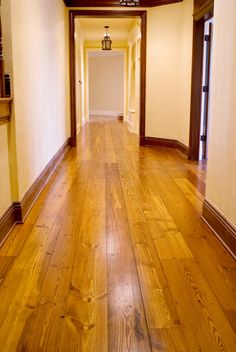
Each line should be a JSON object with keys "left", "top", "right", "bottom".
{"left": 0, "top": 117, "right": 235, "bottom": 351}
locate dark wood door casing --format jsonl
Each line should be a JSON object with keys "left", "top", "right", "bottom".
{"left": 69, "top": 10, "right": 147, "bottom": 147}
{"left": 189, "top": 0, "right": 214, "bottom": 160}
{"left": 64, "top": 0, "right": 182, "bottom": 7}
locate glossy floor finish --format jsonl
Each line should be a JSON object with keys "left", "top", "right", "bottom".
{"left": 0, "top": 117, "right": 236, "bottom": 351}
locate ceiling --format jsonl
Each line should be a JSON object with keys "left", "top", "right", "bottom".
{"left": 63, "top": 0, "right": 182, "bottom": 8}
{"left": 76, "top": 17, "right": 138, "bottom": 41}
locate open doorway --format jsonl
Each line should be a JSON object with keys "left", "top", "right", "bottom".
{"left": 69, "top": 10, "right": 147, "bottom": 147}
{"left": 189, "top": 3, "right": 214, "bottom": 162}
{"left": 199, "top": 17, "right": 213, "bottom": 160}
{"left": 88, "top": 50, "right": 125, "bottom": 120}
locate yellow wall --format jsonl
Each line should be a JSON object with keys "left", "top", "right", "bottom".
{"left": 0, "top": 0, "right": 16, "bottom": 215}
{"left": 178, "top": 0, "right": 194, "bottom": 145}
{"left": 10, "top": 0, "right": 70, "bottom": 199}
{"left": 127, "top": 22, "right": 141, "bottom": 134}
{"left": 146, "top": 0, "right": 193, "bottom": 145}
{"left": 0, "top": 127, "right": 11, "bottom": 216}
{"left": 205, "top": 0, "right": 236, "bottom": 225}
{"left": 75, "top": 20, "right": 85, "bottom": 131}
{"left": 0, "top": 0, "right": 70, "bottom": 218}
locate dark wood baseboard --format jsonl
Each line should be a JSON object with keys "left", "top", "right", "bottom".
{"left": 21, "top": 138, "right": 70, "bottom": 220}
{"left": 0, "top": 138, "right": 70, "bottom": 247}
{"left": 141, "top": 136, "right": 190, "bottom": 157}
{"left": 177, "top": 141, "right": 190, "bottom": 158}
{"left": 0, "top": 202, "right": 22, "bottom": 246}
{"left": 69, "top": 136, "right": 76, "bottom": 147}
{"left": 202, "top": 200, "right": 236, "bottom": 259}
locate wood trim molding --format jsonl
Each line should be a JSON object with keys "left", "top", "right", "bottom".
{"left": 0, "top": 138, "right": 70, "bottom": 247}
{"left": 202, "top": 200, "right": 236, "bottom": 259}
{"left": 69, "top": 11, "right": 76, "bottom": 148}
{"left": 189, "top": 18, "right": 204, "bottom": 161}
{"left": 139, "top": 10, "right": 147, "bottom": 142}
{"left": 177, "top": 141, "right": 190, "bottom": 157}
{"left": 0, "top": 203, "right": 22, "bottom": 246}
{"left": 21, "top": 138, "right": 70, "bottom": 220}
{"left": 194, "top": 0, "right": 214, "bottom": 21}
{"left": 63, "top": 0, "right": 182, "bottom": 7}
{"left": 141, "top": 136, "right": 190, "bottom": 157}
{"left": 189, "top": 0, "right": 214, "bottom": 161}
{"left": 69, "top": 9, "right": 147, "bottom": 147}
{"left": 142, "top": 136, "right": 177, "bottom": 148}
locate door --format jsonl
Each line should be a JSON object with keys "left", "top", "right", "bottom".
{"left": 199, "top": 19, "right": 213, "bottom": 160}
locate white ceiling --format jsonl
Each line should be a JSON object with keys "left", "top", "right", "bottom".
{"left": 76, "top": 17, "right": 139, "bottom": 41}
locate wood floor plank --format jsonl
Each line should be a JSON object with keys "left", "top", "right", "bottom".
{"left": 0, "top": 117, "right": 235, "bottom": 351}
{"left": 149, "top": 327, "right": 188, "bottom": 352}
{"left": 105, "top": 163, "right": 151, "bottom": 351}
{"left": 162, "top": 258, "right": 236, "bottom": 351}
{"left": 128, "top": 222, "right": 181, "bottom": 330}
{"left": 60, "top": 161, "right": 108, "bottom": 351}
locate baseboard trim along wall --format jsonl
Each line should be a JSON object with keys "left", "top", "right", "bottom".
{"left": 0, "top": 202, "right": 22, "bottom": 246}
{"left": 90, "top": 110, "right": 123, "bottom": 117}
{"left": 0, "top": 138, "right": 70, "bottom": 247}
{"left": 141, "top": 136, "right": 190, "bottom": 157}
{"left": 202, "top": 200, "right": 236, "bottom": 259}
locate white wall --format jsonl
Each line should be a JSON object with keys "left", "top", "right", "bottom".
{"left": 10, "top": 0, "right": 70, "bottom": 199}
{"left": 89, "top": 52, "right": 124, "bottom": 116}
{"left": 146, "top": 0, "right": 193, "bottom": 145}
{"left": 205, "top": 0, "right": 236, "bottom": 226}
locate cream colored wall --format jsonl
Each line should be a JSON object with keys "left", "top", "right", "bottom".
{"left": 0, "top": 127, "right": 11, "bottom": 216}
{"left": 146, "top": 0, "right": 193, "bottom": 144}
{"left": 10, "top": 0, "right": 70, "bottom": 199}
{"left": 0, "top": 0, "right": 16, "bottom": 215}
{"left": 205, "top": 0, "right": 236, "bottom": 226}
{"left": 89, "top": 53, "right": 124, "bottom": 115}
{"left": 75, "top": 21, "right": 85, "bottom": 130}
{"left": 127, "top": 22, "right": 141, "bottom": 134}
{"left": 178, "top": 0, "right": 193, "bottom": 145}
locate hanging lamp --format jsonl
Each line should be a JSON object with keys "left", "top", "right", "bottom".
{"left": 120, "top": 0, "right": 139, "bottom": 6}
{"left": 102, "top": 26, "right": 112, "bottom": 51}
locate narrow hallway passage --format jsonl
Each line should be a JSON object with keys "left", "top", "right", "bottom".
{"left": 0, "top": 117, "right": 235, "bottom": 351}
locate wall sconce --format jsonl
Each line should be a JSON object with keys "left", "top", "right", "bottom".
{"left": 102, "top": 26, "right": 112, "bottom": 51}
{"left": 120, "top": 0, "right": 139, "bottom": 6}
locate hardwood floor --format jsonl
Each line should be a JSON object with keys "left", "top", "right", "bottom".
{"left": 0, "top": 116, "right": 236, "bottom": 351}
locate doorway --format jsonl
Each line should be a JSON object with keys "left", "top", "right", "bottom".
{"left": 189, "top": 4, "right": 214, "bottom": 161}
{"left": 69, "top": 10, "right": 147, "bottom": 147}
{"left": 199, "top": 17, "right": 213, "bottom": 160}
{"left": 88, "top": 50, "right": 125, "bottom": 120}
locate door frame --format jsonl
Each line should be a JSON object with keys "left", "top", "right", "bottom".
{"left": 69, "top": 9, "right": 147, "bottom": 147}
{"left": 85, "top": 48, "right": 127, "bottom": 124}
{"left": 189, "top": 2, "right": 214, "bottom": 160}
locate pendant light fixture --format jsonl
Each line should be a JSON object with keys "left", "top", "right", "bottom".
{"left": 102, "top": 26, "right": 112, "bottom": 51}
{"left": 120, "top": 0, "right": 139, "bottom": 6}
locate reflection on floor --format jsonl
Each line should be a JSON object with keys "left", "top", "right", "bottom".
{"left": 0, "top": 116, "right": 235, "bottom": 351}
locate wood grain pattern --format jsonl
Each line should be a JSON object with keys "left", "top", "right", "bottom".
{"left": 0, "top": 116, "right": 235, "bottom": 351}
